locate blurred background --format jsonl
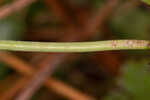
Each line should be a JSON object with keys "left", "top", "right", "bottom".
{"left": 0, "top": 0, "right": 150, "bottom": 100}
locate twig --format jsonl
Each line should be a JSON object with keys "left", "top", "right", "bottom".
{"left": 0, "top": 0, "right": 36, "bottom": 19}
{"left": 0, "top": 40, "right": 149, "bottom": 52}
{"left": 85, "top": 0, "right": 119, "bottom": 34}
{"left": 15, "top": 0, "right": 120, "bottom": 99}
{"left": 15, "top": 53, "right": 68, "bottom": 100}
{"left": 43, "top": 0, "right": 79, "bottom": 28}
{"left": 0, "top": 52, "right": 95, "bottom": 100}
{"left": 1, "top": 77, "right": 27, "bottom": 100}
{"left": 46, "top": 79, "right": 94, "bottom": 100}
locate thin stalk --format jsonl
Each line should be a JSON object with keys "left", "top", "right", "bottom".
{"left": 0, "top": 40, "right": 149, "bottom": 52}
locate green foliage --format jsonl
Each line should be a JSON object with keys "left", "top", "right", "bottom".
{"left": 0, "top": 15, "right": 25, "bottom": 40}
{"left": 110, "top": 8, "right": 150, "bottom": 39}
{"left": 104, "top": 59, "right": 150, "bottom": 100}
{"left": 142, "top": 0, "right": 150, "bottom": 5}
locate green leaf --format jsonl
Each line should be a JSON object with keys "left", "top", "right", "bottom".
{"left": 110, "top": 8, "right": 150, "bottom": 39}
{"left": 104, "top": 59, "right": 150, "bottom": 100}
{"left": 142, "top": 0, "right": 150, "bottom": 5}
{"left": 0, "top": 15, "right": 25, "bottom": 40}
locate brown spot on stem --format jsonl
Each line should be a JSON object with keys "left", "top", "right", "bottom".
{"left": 112, "top": 40, "right": 117, "bottom": 48}
{"left": 147, "top": 42, "right": 150, "bottom": 48}
{"left": 126, "top": 40, "right": 134, "bottom": 48}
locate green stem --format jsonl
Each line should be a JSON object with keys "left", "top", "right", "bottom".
{"left": 0, "top": 40, "right": 149, "bottom": 52}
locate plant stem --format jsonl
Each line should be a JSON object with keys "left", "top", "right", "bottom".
{"left": 0, "top": 40, "right": 149, "bottom": 52}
